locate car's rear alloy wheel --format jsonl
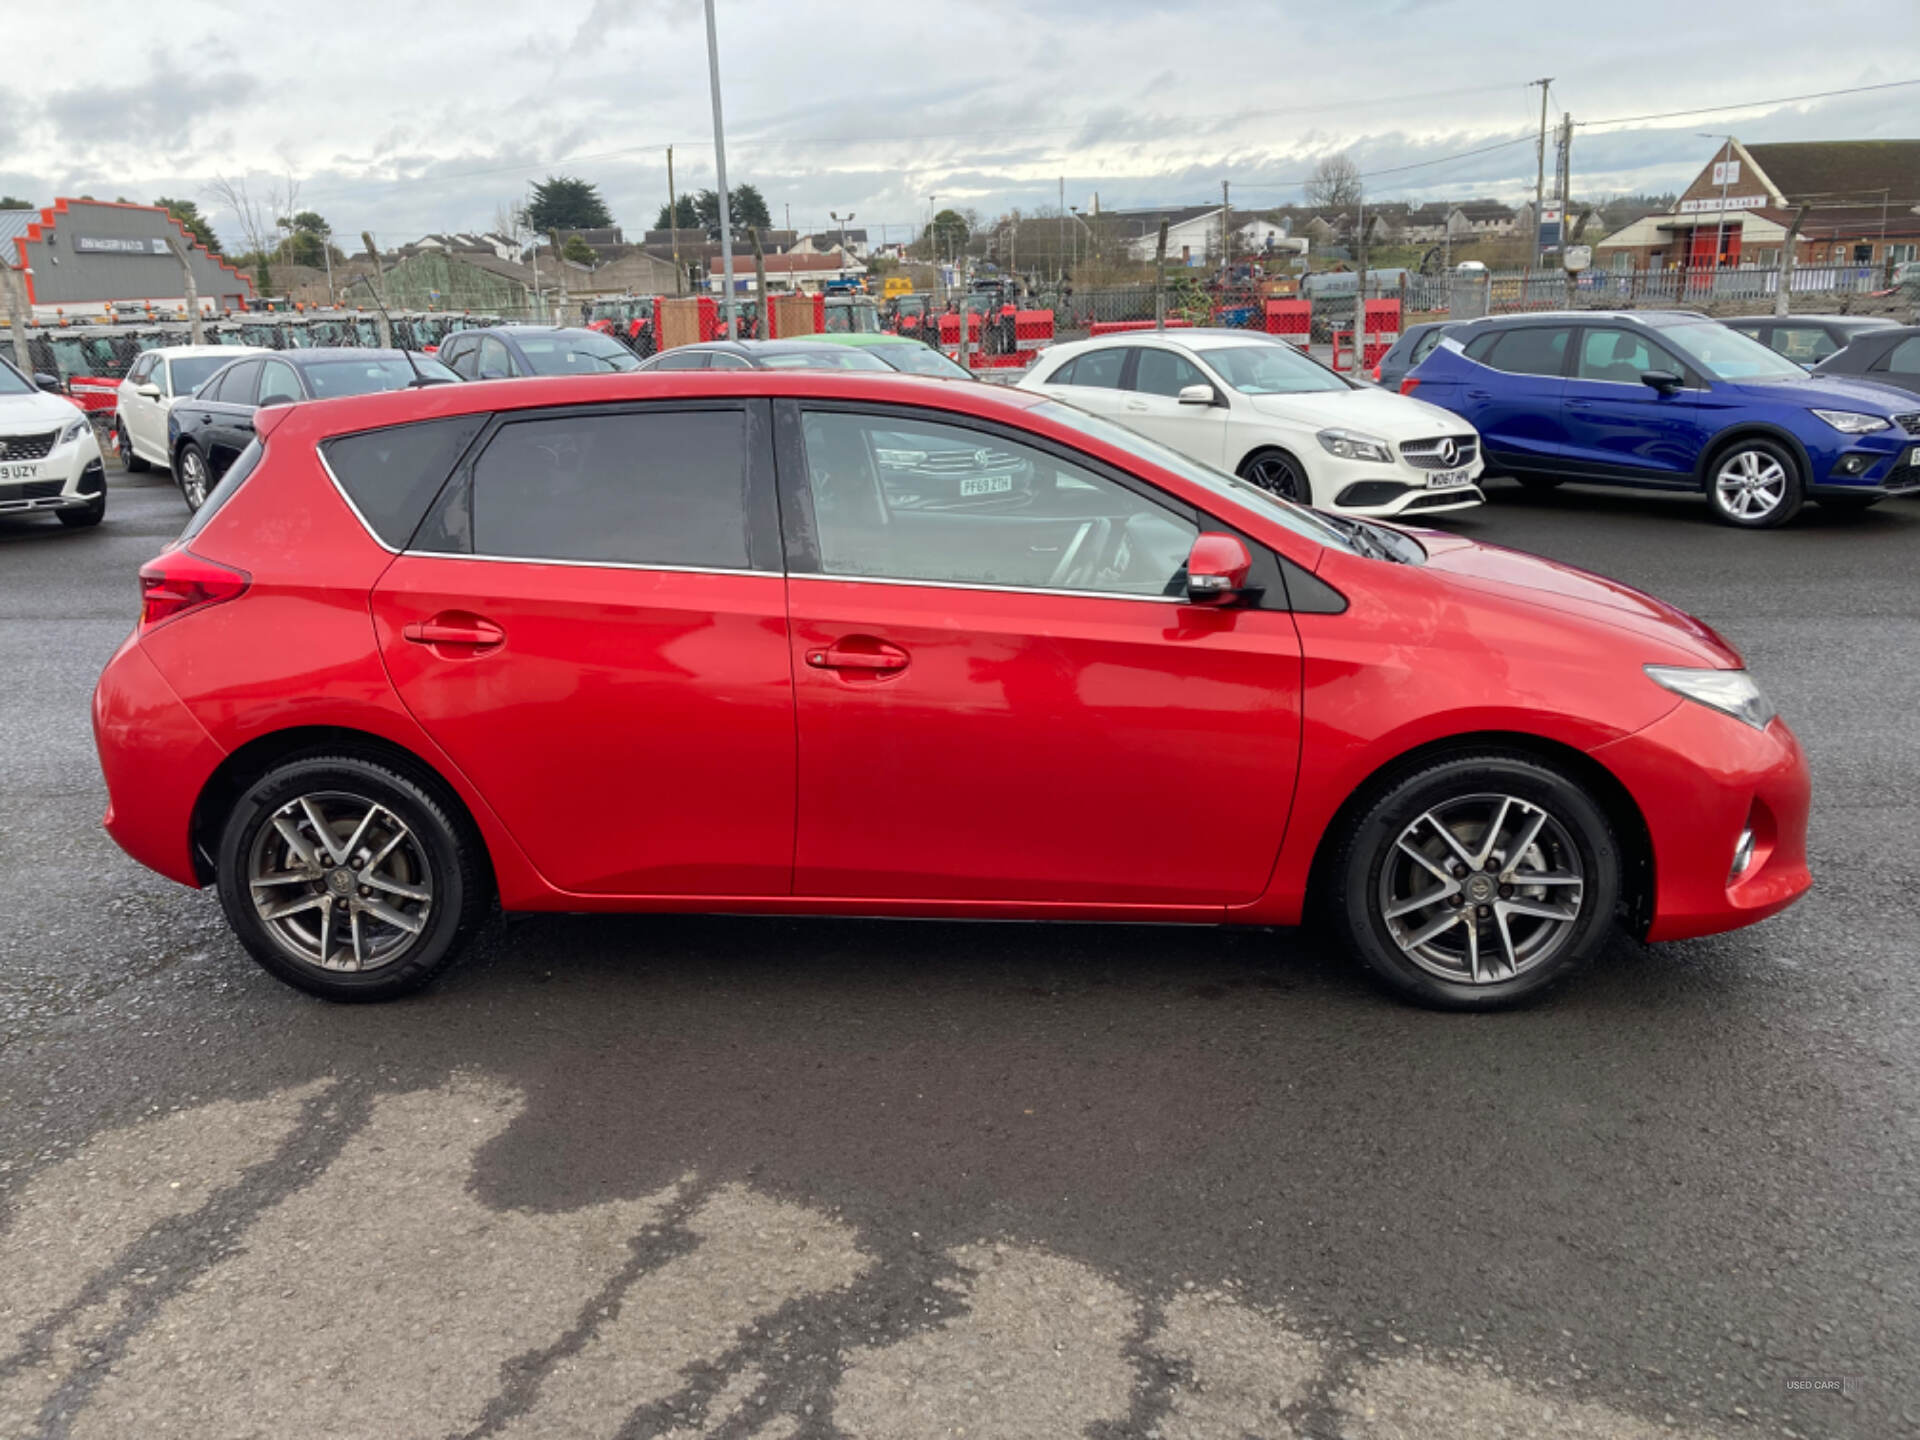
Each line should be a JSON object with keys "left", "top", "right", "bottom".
{"left": 216, "top": 755, "right": 486, "bottom": 1000}
{"left": 117, "top": 420, "right": 150, "bottom": 472}
{"left": 178, "top": 444, "right": 212, "bottom": 512}
{"left": 1240, "top": 450, "right": 1312, "bottom": 505}
{"left": 1333, "top": 754, "right": 1620, "bottom": 1008}
{"left": 1709, "top": 439, "right": 1803, "bottom": 528}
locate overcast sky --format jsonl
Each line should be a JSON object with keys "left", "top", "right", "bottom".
{"left": 2, "top": 0, "right": 1915, "bottom": 248}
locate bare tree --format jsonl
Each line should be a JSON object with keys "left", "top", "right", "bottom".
{"left": 208, "top": 172, "right": 300, "bottom": 291}
{"left": 1304, "top": 154, "right": 1362, "bottom": 211}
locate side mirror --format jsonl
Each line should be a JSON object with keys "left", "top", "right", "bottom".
{"left": 33, "top": 372, "right": 62, "bottom": 394}
{"left": 1640, "top": 370, "right": 1684, "bottom": 394}
{"left": 135, "top": 382, "right": 164, "bottom": 400}
{"left": 1178, "top": 382, "right": 1223, "bottom": 407}
{"left": 1184, "top": 532, "right": 1253, "bottom": 604}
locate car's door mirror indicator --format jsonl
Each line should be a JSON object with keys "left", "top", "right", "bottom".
{"left": 1184, "top": 532, "right": 1252, "bottom": 603}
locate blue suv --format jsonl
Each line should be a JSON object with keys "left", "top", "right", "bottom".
{"left": 1404, "top": 310, "right": 1920, "bottom": 527}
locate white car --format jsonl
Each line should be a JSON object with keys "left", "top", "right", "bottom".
{"left": 1018, "top": 331, "right": 1485, "bottom": 518}
{"left": 0, "top": 357, "right": 106, "bottom": 528}
{"left": 114, "top": 345, "right": 267, "bottom": 474}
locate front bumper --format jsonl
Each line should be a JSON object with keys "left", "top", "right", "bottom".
{"left": 1592, "top": 700, "right": 1811, "bottom": 942}
{"left": 1317, "top": 442, "right": 1486, "bottom": 518}
{"left": 1810, "top": 432, "right": 1920, "bottom": 498}
{"left": 0, "top": 424, "right": 105, "bottom": 515}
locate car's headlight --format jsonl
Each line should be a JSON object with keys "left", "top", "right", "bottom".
{"left": 59, "top": 417, "right": 91, "bottom": 446}
{"left": 1811, "top": 409, "right": 1890, "bottom": 435}
{"left": 1317, "top": 428, "right": 1392, "bottom": 463}
{"left": 1645, "top": 665, "right": 1776, "bottom": 730}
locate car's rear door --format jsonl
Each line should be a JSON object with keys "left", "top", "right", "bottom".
{"left": 775, "top": 400, "right": 1301, "bottom": 907}
{"left": 1028, "top": 345, "right": 1132, "bottom": 421}
{"left": 368, "top": 399, "right": 796, "bottom": 897}
{"left": 1458, "top": 325, "right": 1574, "bottom": 473}
{"left": 1561, "top": 325, "right": 1710, "bottom": 482}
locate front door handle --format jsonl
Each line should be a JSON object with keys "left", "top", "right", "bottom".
{"left": 1124, "top": 400, "right": 1149, "bottom": 412}
{"left": 805, "top": 638, "right": 910, "bottom": 672}
{"left": 404, "top": 616, "right": 506, "bottom": 649}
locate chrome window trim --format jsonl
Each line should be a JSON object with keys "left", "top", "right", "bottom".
{"left": 451, "top": 551, "right": 767, "bottom": 579}
{"left": 789, "top": 571, "right": 1185, "bottom": 605}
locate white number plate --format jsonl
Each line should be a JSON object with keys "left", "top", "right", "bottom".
{"left": 1425, "top": 467, "right": 1472, "bottom": 488}
{"left": 960, "top": 474, "right": 1014, "bottom": 497}
{"left": 0, "top": 462, "right": 41, "bottom": 482}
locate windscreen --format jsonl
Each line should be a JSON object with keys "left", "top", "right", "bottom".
{"left": 1203, "top": 343, "right": 1352, "bottom": 395}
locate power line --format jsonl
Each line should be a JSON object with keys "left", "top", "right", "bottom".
{"left": 1576, "top": 77, "right": 1920, "bottom": 129}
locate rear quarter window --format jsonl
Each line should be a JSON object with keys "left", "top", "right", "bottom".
{"left": 319, "top": 416, "right": 489, "bottom": 548}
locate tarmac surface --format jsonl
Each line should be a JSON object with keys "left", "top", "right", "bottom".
{"left": 1, "top": 458, "right": 1916, "bottom": 1438}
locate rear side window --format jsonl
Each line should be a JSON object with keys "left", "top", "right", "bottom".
{"left": 1056, "top": 348, "right": 1126, "bottom": 388}
{"left": 470, "top": 409, "right": 751, "bottom": 568}
{"left": 321, "top": 416, "right": 488, "bottom": 549}
{"left": 1480, "top": 327, "right": 1570, "bottom": 377}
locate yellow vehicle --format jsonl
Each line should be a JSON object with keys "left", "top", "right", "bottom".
{"left": 881, "top": 275, "right": 914, "bottom": 301}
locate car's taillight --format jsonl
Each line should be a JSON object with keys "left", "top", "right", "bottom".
{"left": 138, "top": 550, "right": 250, "bottom": 631}
{"left": 1399, "top": 377, "right": 1421, "bottom": 396}
{"left": 1369, "top": 363, "right": 1382, "bottom": 382}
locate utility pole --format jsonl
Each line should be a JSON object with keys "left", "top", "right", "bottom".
{"left": 3, "top": 259, "right": 33, "bottom": 373}
{"left": 164, "top": 235, "right": 204, "bottom": 344}
{"left": 1154, "top": 218, "right": 1169, "bottom": 330}
{"left": 1058, "top": 176, "right": 1066, "bottom": 284}
{"left": 703, "top": 0, "right": 737, "bottom": 338}
{"left": 1558, "top": 114, "right": 1574, "bottom": 305}
{"left": 1530, "top": 77, "right": 1553, "bottom": 269}
{"left": 1221, "top": 180, "right": 1231, "bottom": 287}
{"left": 667, "top": 146, "right": 682, "bottom": 292}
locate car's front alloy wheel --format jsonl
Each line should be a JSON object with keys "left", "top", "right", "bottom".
{"left": 1708, "top": 439, "right": 1803, "bottom": 528}
{"left": 1239, "top": 449, "right": 1312, "bottom": 505}
{"left": 178, "top": 445, "right": 212, "bottom": 512}
{"left": 215, "top": 754, "right": 486, "bottom": 1000}
{"left": 1332, "top": 753, "right": 1621, "bottom": 1008}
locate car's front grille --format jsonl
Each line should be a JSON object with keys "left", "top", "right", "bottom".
{"left": 1399, "top": 435, "right": 1479, "bottom": 469}
{"left": 0, "top": 430, "right": 58, "bottom": 461}
{"left": 0, "top": 478, "right": 66, "bottom": 502}
{"left": 1883, "top": 464, "right": 1920, "bottom": 494}
{"left": 1893, "top": 412, "right": 1920, "bottom": 437}
{"left": 890, "top": 446, "right": 1025, "bottom": 476}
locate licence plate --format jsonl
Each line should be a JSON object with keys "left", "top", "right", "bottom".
{"left": 0, "top": 463, "right": 40, "bottom": 482}
{"left": 1425, "top": 467, "right": 1471, "bottom": 489}
{"left": 960, "top": 475, "right": 1014, "bottom": 497}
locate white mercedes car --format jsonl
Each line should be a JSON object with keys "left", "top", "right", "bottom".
{"left": 113, "top": 344, "right": 266, "bottom": 474}
{"left": 1018, "top": 331, "right": 1485, "bottom": 518}
{"left": 0, "top": 357, "right": 106, "bottom": 528}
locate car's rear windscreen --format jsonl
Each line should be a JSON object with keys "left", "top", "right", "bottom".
{"left": 320, "top": 415, "right": 488, "bottom": 548}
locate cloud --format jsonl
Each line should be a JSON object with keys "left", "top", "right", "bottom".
{"left": 46, "top": 65, "right": 258, "bottom": 152}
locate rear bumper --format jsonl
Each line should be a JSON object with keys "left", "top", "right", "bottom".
{"left": 1593, "top": 702, "right": 1811, "bottom": 942}
{"left": 93, "top": 633, "right": 226, "bottom": 887}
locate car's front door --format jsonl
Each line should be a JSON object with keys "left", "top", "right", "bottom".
{"left": 1120, "top": 345, "right": 1230, "bottom": 465}
{"left": 777, "top": 401, "right": 1302, "bottom": 907}
{"left": 121, "top": 354, "right": 167, "bottom": 463}
{"left": 1561, "top": 326, "right": 1710, "bottom": 482}
{"left": 369, "top": 400, "right": 796, "bottom": 896}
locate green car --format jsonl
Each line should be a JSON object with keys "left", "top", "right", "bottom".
{"left": 806, "top": 331, "right": 974, "bottom": 380}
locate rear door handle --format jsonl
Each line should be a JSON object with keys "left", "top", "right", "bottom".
{"left": 805, "top": 639, "right": 910, "bottom": 672}
{"left": 404, "top": 617, "right": 506, "bottom": 649}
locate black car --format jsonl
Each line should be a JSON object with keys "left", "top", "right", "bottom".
{"left": 634, "top": 339, "right": 896, "bottom": 372}
{"left": 1809, "top": 325, "right": 1920, "bottom": 399}
{"left": 1722, "top": 313, "right": 1900, "bottom": 368}
{"left": 167, "top": 349, "right": 457, "bottom": 511}
{"left": 437, "top": 325, "right": 640, "bottom": 380}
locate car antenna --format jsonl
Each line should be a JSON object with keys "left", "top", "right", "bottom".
{"left": 345, "top": 274, "right": 432, "bottom": 385}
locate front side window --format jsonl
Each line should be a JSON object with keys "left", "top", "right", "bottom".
{"left": 475, "top": 338, "right": 514, "bottom": 380}
{"left": 1657, "top": 322, "right": 1806, "bottom": 381}
{"left": 214, "top": 360, "right": 262, "bottom": 405}
{"left": 1132, "top": 347, "right": 1209, "bottom": 397}
{"left": 470, "top": 409, "right": 752, "bottom": 568}
{"left": 1481, "top": 327, "right": 1571, "bottom": 377}
{"left": 1575, "top": 328, "right": 1680, "bottom": 384}
{"left": 798, "top": 410, "right": 1198, "bottom": 597}
{"left": 128, "top": 354, "right": 156, "bottom": 385}
{"left": 1054, "top": 347, "right": 1126, "bottom": 389}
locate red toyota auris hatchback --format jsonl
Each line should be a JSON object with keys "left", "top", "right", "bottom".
{"left": 93, "top": 372, "right": 1811, "bottom": 1008}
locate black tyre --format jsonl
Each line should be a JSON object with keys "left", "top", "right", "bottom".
{"left": 177, "top": 442, "right": 213, "bottom": 513}
{"left": 116, "top": 421, "right": 150, "bottom": 472}
{"left": 1238, "top": 448, "right": 1313, "bottom": 505}
{"left": 1329, "top": 753, "right": 1620, "bottom": 1010}
{"left": 57, "top": 494, "right": 106, "bottom": 529}
{"left": 1706, "top": 437, "right": 1804, "bottom": 528}
{"left": 214, "top": 754, "right": 488, "bottom": 1001}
